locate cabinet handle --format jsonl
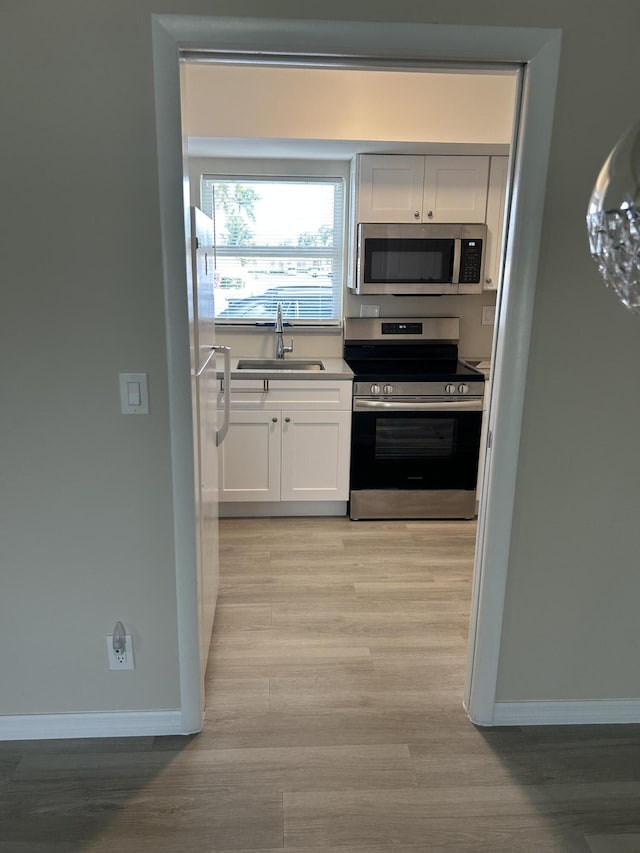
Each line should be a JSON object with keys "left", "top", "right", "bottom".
{"left": 284, "top": 417, "right": 291, "bottom": 423}
{"left": 272, "top": 417, "right": 278, "bottom": 423}
{"left": 485, "top": 277, "right": 493, "bottom": 284}
{"left": 426, "top": 210, "right": 433, "bottom": 218}
{"left": 413, "top": 210, "right": 420, "bottom": 219}
{"left": 221, "top": 378, "right": 269, "bottom": 394}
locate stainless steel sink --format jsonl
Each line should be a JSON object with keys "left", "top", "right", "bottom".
{"left": 236, "top": 358, "right": 325, "bottom": 371}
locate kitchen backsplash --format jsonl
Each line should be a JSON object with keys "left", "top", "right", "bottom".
{"left": 214, "top": 291, "right": 497, "bottom": 361}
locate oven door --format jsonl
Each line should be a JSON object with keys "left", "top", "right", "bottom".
{"left": 350, "top": 397, "right": 482, "bottom": 491}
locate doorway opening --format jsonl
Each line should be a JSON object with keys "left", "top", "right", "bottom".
{"left": 151, "top": 16, "right": 561, "bottom": 732}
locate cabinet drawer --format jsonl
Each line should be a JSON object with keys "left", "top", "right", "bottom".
{"left": 222, "top": 379, "right": 353, "bottom": 411}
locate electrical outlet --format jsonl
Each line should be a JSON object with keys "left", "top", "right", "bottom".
{"left": 106, "top": 634, "right": 134, "bottom": 670}
{"left": 482, "top": 305, "right": 496, "bottom": 326}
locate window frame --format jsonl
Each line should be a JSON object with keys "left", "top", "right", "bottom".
{"left": 199, "top": 167, "right": 347, "bottom": 326}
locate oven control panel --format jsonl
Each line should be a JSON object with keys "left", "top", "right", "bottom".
{"left": 368, "top": 383, "right": 397, "bottom": 394}
{"left": 356, "top": 381, "right": 483, "bottom": 399}
{"left": 380, "top": 322, "right": 423, "bottom": 335}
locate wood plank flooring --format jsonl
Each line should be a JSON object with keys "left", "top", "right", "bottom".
{"left": 3, "top": 516, "right": 640, "bottom": 851}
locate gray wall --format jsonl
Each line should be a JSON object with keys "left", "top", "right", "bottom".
{"left": 0, "top": 2, "right": 184, "bottom": 714}
{"left": 1, "top": 0, "right": 639, "bottom": 719}
{"left": 494, "top": 3, "right": 640, "bottom": 699}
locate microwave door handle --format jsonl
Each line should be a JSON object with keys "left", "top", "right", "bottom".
{"left": 451, "top": 238, "right": 461, "bottom": 285}
{"left": 354, "top": 398, "right": 483, "bottom": 413}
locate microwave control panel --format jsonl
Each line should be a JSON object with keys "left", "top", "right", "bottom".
{"left": 459, "top": 239, "right": 483, "bottom": 283}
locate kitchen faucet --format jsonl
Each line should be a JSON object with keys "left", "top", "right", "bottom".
{"left": 274, "top": 302, "right": 294, "bottom": 359}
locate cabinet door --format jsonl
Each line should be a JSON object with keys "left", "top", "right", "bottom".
{"left": 218, "top": 410, "right": 280, "bottom": 502}
{"left": 356, "top": 155, "right": 425, "bottom": 223}
{"left": 280, "top": 410, "right": 352, "bottom": 501}
{"left": 423, "top": 156, "right": 490, "bottom": 223}
{"left": 483, "top": 156, "right": 509, "bottom": 291}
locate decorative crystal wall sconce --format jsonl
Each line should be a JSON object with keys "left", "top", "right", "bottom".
{"left": 587, "top": 119, "right": 640, "bottom": 315}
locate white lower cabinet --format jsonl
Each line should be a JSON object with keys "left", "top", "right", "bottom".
{"left": 280, "top": 409, "right": 351, "bottom": 501}
{"left": 219, "top": 410, "right": 281, "bottom": 502}
{"left": 218, "top": 379, "right": 352, "bottom": 506}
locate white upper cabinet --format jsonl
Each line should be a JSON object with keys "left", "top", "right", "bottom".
{"left": 354, "top": 154, "right": 490, "bottom": 224}
{"left": 356, "top": 155, "right": 426, "bottom": 223}
{"left": 483, "top": 156, "right": 509, "bottom": 291}
{"left": 423, "top": 156, "right": 490, "bottom": 223}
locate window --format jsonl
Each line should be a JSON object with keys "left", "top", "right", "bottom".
{"left": 201, "top": 176, "right": 345, "bottom": 322}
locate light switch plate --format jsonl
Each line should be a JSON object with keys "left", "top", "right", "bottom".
{"left": 119, "top": 372, "right": 149, "bottom": 415}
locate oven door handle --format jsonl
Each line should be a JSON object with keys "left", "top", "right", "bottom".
{"left": 353, "top": 398, "right": 483, "bottom": 412}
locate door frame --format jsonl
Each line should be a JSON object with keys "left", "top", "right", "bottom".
{"left": 151, "top": 14, "right": 561, "bottom": 731}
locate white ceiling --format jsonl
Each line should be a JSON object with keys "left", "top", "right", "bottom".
{"left": 183, "top": 63, "right": 518, "bottom": 161}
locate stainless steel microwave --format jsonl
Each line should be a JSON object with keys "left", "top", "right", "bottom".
{"left": 351, "top": 222, "right": 487, "bottom": 296}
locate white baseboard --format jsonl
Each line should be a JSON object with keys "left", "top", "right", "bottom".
{"left": 491, "top": 699, "right": 640, "bottom": 726}
{"left": 0, "top": 710, "right": 190, "bottom": 741}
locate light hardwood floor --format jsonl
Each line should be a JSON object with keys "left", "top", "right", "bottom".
{"left": 3, "top": 516, "right": 640, "bottom": 852}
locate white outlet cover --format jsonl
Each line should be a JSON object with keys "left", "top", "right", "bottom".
{"left": 359, "top": 304, "right": 380, "bottom": 318}
{"left": 482, "top": 305, "right": 496, "bottom": 325}
{"left": 106, "top": 634, "right": 135, "bottom": 670}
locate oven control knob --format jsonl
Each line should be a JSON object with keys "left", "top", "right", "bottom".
{"left": 445, "top": 383, "right": 456, "bottom": 395}
{"left": 370, "top": 384, "right": 381, "bottom": 395}
{"left": 383, "top": 384, "right": 394, "bottom": 395}
{"left": 458, "top": 383, "right": 469, "bottom": 395}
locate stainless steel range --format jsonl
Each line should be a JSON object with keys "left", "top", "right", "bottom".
{"left": 344, "top": 317, "right": 485, "bottom": 520}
